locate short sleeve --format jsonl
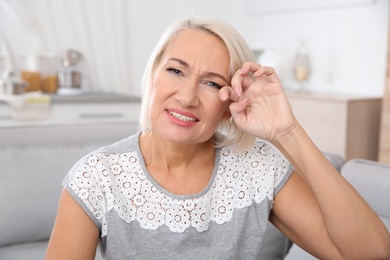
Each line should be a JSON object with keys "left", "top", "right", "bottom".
{"left": 63, "top": 153, "right": 109, "bottom": 235}
{"left": 250, "top": 140, "right": 293, "bottom": 197}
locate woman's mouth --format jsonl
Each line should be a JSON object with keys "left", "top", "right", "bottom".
{"left": 168, "top": 111, "right": 198, "bottom": 122}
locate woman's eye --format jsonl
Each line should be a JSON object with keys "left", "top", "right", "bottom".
{"left": 167, "top": 68, "right": 182, "bottom": 76}
{"left": 203, "top": 81, "right": 222, "bottom": 90}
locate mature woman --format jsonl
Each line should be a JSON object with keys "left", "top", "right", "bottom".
{"left": 46, "top": 17, "right": 390, "bottom": 259}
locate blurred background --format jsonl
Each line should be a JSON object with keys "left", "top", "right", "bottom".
{"left": 0, "top": 0, "right": 388, "bottom": 97}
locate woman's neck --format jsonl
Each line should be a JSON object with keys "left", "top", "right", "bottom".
{"left": 139, "top": 130, "right": 217, "bottom": 195}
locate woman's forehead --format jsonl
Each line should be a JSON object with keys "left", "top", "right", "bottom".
{"left": 161, "top": 30, "right": 230, "bottom": 70}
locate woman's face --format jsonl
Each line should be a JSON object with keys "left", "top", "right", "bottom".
{"left": 148, "top": 29, "right": 231, "bottom": 145}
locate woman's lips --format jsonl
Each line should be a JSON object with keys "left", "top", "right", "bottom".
{"left": 169, "top": 111, "right": 197, "bottom": 122}
{"left": 166, "top": 109, "right": 199, "bottom": 123}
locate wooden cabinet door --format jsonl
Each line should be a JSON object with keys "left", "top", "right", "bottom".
{"left": 378, "top": 18, "right": 390, "bottom": 163}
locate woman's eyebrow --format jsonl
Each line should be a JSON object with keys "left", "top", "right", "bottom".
{"left": 168, "top": 57, "right": 190, "bottom": 68}
{"left": 203, "top": 72, "right": 228, "bottom": 85}
{"left": 167, "top": 57, "right": 228, "bottom": 84}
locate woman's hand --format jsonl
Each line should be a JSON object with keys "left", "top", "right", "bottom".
{"left": 219, "top": 62, "right": 298, "bottom": 143}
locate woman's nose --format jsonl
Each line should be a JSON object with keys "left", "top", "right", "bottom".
{"left": 177, "top": 78, "right": 200, "bottom": 107}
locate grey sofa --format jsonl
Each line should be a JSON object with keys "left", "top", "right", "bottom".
{"left": 0, "top": 122, "right": 139, "bottom": 260}
{"left": 0, "top": 123, "right": 388, "bottom": 259}
{"left": 285, "top": 159, "right": 390, "bottom": 259}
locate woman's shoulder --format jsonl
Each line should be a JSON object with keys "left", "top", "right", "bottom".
{"left": 93, "top": 131, "right": 140, "bottom": 155}
{"left": 65, "top": 132, "right": 141, "bottom": 178}
{"left": 221, "top": 138, "right": 285, "bottom": 159}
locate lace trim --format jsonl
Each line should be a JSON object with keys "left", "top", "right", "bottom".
{"left": 68, "top": 142, "right": 289, "bottom": 235}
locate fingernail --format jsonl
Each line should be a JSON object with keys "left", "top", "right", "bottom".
{"left": 220, "top": 92, "right": 228, "bottom": 101}
{"left": 234, "top": 87, "right": 241, "bottom": 97}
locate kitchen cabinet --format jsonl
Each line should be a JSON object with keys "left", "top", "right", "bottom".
{"left": 286, "top": 91, "right": 381, "bottom": 161}
{"left": 0, "top": 92, "right": 141, "bottom": 128}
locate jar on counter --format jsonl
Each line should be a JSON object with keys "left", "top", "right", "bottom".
{"left": 19, "top": 54, "right": 41, "bottom": 92}
{"left": 41, "top": 54, "right": 59, "bottom": 93}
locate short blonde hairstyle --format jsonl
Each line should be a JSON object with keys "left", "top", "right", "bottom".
{"left": 139, "top": 17, "right": 256, "bottom": 151}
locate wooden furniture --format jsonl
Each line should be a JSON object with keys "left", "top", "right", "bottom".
{"left": 286, "top": 91, "right": 381, "bottom": 161}
{"left": 378, "top": 18, "right": 390, "bottom": 164}
{"left": 379, "top": 85, "right": 390, "bottom": 163}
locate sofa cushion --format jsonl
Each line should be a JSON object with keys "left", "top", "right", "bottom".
{"left": 0, "top": 122, "right": 138, "bottom": 247}
{"left": 0, "top": 142, "right": 108, "bottom": 246}
{"left": 0, "top": 240, "right": 48, "bottom": 260}
{"left": 341, "top": 159, "right": 390, "bottom": 224}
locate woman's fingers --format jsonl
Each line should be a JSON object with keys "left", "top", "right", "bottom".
{"left": 219, "top": 62, "right": 282, "bottom": 103}
{"left": 219, "top": 85, "right": 237, "bottom": 102}
{"left": 219, "top": 68, "right": 250, "bottom": 101}
{"left": 241, "top": 62, "right": 281, "bottom": 84}
{"left": 240, "top": 62, "right": 262, "bottom": 76}
{"left": 230, "top": 65, "right": 259, "bottom": 98}
{"left": 229, "top": 97, "right": 249, "bottom": 129}
{"left": 253, "top": 65, "right": 281, "bottom": 84}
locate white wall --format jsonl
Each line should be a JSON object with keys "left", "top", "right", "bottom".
{"left": 125, "top": 0, "right": 242, "bottom": 97}
{"left": 236, "top": 0, "right": 389, "bottom": 95}
{"left": 1, "top": 0, "right": 388, "bottom": 97}
{"left": 126, "top": 0, "right": 389, "bottom": 96}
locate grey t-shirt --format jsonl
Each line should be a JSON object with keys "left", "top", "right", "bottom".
{"left": 64, "top": 132, "right": 293, "bottom": 259}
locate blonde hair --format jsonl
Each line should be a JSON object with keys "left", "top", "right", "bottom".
{"left": 139, "top": 17, "right": 256, "bottom": 151}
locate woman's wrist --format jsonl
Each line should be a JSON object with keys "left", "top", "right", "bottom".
{"left": 272, "top": 123, "right": 324, "bottom": 173}
{"left": 272, "top": 121, "right": 304, "bottom": 150}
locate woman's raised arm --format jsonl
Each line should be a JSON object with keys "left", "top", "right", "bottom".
{"left": 272, "top": 125, "right": 390, "bottom": 259}
{"left": 221, "top": 62, "right": 390, "bottom": 259}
